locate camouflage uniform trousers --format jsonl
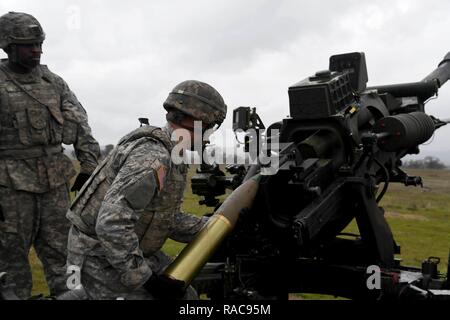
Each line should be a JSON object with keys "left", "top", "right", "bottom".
{"left": 0, "top": 185, "right": 71, "bottom": 299}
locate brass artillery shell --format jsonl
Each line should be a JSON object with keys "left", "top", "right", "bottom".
{"left": 163, "top": 174, "right": 261, "bottom": 286}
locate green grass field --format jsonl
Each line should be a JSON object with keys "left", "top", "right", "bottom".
{"left": 30, "top": 168, "right": 450, "bottom": 299}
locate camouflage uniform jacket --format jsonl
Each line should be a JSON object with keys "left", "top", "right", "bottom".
{"left": 0, "top": 59, "right": 100, "bottom": 193}
{"left": 67, "top": 125, "right": 208, "bottom": 290}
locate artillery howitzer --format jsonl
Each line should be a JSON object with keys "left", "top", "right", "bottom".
{"left": 182, "top": 52, "right": 450, "bottom": 300}
{"left": 2, "top": 52, "right": 449, "bottom": 301}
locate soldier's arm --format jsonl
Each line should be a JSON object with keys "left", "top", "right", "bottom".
{"left": 169, "top": 212, "right": 209, "bottom": 243}
{"left": 95, "top": 140, "right": 170, "bottom": 289}
{"left": 57, "top": 77, "right": 100, "bottom": 174}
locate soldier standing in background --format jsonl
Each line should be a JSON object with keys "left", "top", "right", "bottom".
{"left": 66, "top": 80, "right": 227, "bottom": 300}
{"left": 0, "top": 12, "right": 100, "bottom": 299}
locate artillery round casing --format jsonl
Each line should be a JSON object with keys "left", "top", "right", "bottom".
{"left": 163, "top": 175, "right": 261, "bottom": 287}
{"left": 163, "top": 215, "right": 232, "bottom": 286}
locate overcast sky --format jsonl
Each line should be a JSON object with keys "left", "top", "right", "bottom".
{"left": 1, "top": 0, "right": 450, "bottom": 162}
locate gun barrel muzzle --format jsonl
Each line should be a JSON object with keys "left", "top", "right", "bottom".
{"left": 163, "top": 174, "right": 261, "bottom": 287}
{"left": 422, "top": 52, "right": 450, "bottom": 88}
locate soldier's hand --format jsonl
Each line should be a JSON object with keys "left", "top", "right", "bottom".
{"left": 71, "top": 173, "right": 91, "bottom": 192}
{"left": 143, "top": 274, "right": 186, "bottom": 300}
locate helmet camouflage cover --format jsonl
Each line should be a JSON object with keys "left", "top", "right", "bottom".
{"left": 0, "top": 12, "right": 45, "bottom": 49}
{"left": 163, "top": 80, "right": 227, "bottom": 127}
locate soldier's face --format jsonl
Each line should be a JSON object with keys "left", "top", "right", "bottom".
{"left": 13, "top": 42, "right": 42, "bottom": 69}
{"left": 173, "top": 116, "right": 211, "bottom": 151}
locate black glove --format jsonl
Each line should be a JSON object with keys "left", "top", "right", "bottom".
{"left": 71, "top": 173, "right": 91, "bottom": 192}
{"left": 143, "top": 274, "right": 186, "bottom": 300}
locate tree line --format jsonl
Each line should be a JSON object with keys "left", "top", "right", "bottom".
{"left": 402, "top": 156, "right": 447, "bottom": 170}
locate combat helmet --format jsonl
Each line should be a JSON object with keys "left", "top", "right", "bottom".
{"left": 164, "top": 80, "right": 227, "bottom": 128}
{"left": 0, "top": 12, "right": 45, "bottom": 49}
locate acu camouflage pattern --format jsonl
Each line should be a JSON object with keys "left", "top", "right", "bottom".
{"left": 0, "top": 57, "right": 100, "bottom": 298}
{"left": 67, "top": 125, "right": 208, "bottom": 300}
{"left": 0, "top": 12, "right": 46, "bottom": 49}
{"left": 163, "top": 80, "right": 227, "bottom": 126}
{"left": 0, "top": 186, "right": 70, "bottom": 299}
{"left": 0, "top": 60, "right": 100, "bottom": 192}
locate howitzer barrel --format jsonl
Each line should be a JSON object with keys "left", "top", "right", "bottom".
{"left": 422, "top": 52, "right": 450, "bottom": 88}
{"left": 163, "top": 174, "right": 261, "bottom": 287}
{"left": 367, "top": 52, "right": 450, "bottom": 101}
{"left": 366, "top": 81, "right": 438, "bottom": 101}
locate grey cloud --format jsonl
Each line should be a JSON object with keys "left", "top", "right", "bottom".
{"left": 0, "top": 0, "right": 449, "bottom": 155}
